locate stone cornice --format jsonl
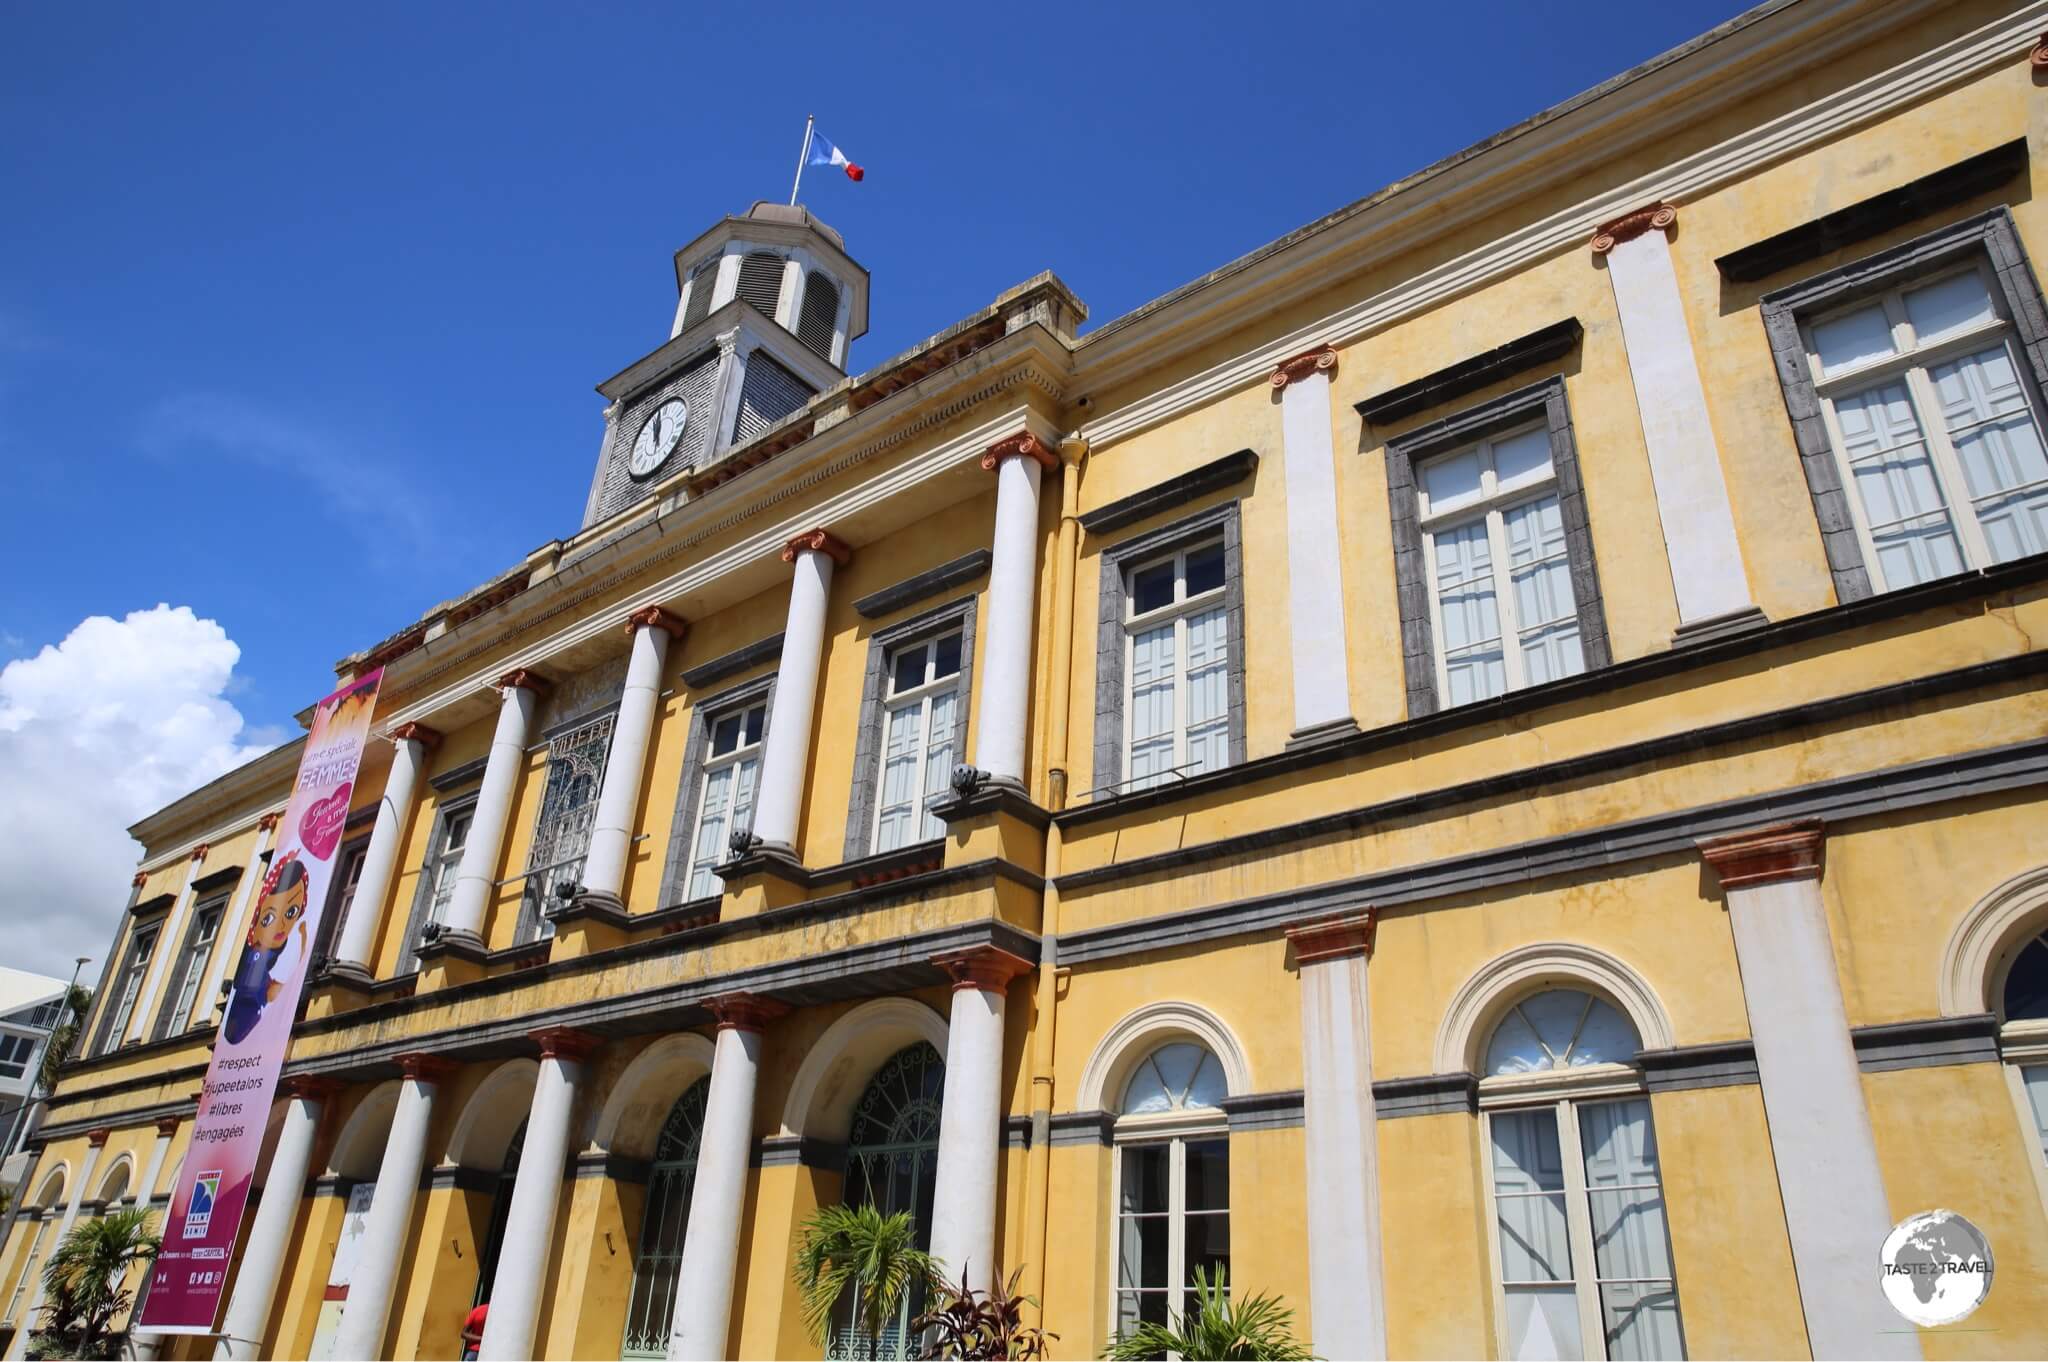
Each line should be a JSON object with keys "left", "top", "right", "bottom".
{"left": 1698, "top": 819, "right": 1826, "bottom": 890}
{"left": 781, "top": 528, "right": 853, "bottom": 566}
{"left": 1286, "top": 909, "right": 1378, "bottom": 965}
{"left": 1268, "top": 344, "right": 1337, "bottom": 389}
{"left": 1589, "top": 202, "right": 1678, "bottom": 254}
{"left": 979, "top": 431, "right": 1058, "bottom": 472}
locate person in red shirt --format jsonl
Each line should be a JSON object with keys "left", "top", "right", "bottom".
{"left": 461, "top": 1302, "right": 489, "bottom": 1360}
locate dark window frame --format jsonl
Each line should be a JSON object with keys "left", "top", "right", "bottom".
{"left": 90, "top": 918, "right": 163, "bottom": 1056}
{"left": 398, "top": 790, "right": 481, "bottom": 975}
{"left": 657, "top": 672, "right": 778, "bottom": 908}
{"left": 841, "top": 596, "right": 978, "bottom": 861}
{"left": 150, "top": 889, "right": 230, "bottom": 1041}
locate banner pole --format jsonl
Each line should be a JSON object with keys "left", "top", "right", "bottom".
{"left": 789, "top": 113, "right": 814, "bottom": 207}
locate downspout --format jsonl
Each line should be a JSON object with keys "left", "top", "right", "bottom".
{"left": 1022, "top": 435, "right": 1085, "bottom": 1319}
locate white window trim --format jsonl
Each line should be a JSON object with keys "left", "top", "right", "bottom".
{"left": 163, "top": 895, "right": 228, "bottom": 1036}
{"left": 1416, "top": 421, "right": 1571, "bottom": 701}
{"left": 1477, "top": 1063, "right": 1677, "bottom": 1362}
{"left": 2, "top": 1218, "right": 49, "bottom": 1324}
{"left": 1105, "top": 1104, "right": 1231, "bottom": 1344}
{"left": 1801, "top": 259, "right": 2048, "bottom": 591}
{"left": 870, "top": 630, "right": 963, "bottom": 854}
{"left": 686, "top": 701, "right": 767, "bottom": 901}
{"left": 427, "top": 802, "right": 477, "bottom": 929}
{"left": 1121, "top": 540, "right": 1229, "bottom": 789}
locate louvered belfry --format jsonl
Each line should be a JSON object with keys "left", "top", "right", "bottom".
{"left": 581, "top": 202, "right": 869, "bottom": 528}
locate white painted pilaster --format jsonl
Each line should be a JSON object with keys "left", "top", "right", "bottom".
{"left": 974, "top": 436, "right": 1051, "bottom": 785}
{"left": 217, "top": 1083, "right": 331, "bottom": 1360}
{"left": 752, "top": 532, "right": 847, "bottom": 852}
{"left": 440, "top": 674, "right": 544, "bottom": 943}
{"left": 479, "top": 1034, "right": 591, "bottom": 1361}
{"left": 333, "top": 726, "right": 437, "bottom": 975}
{"left": 330, "top": 1060, "right": 446, "bottom": 1360}
{"left": 927, "top": 949, "right": 1030, "bottom": 1293}
{"left": 1273, "top": 349, "right": 1357, "bottom": 739}
{"left": 1596, "top": 209, "right": 1756, "bottom": 632}
{"left": 579, "top": 612, "right": 682, "bottom": 904}
{"left": 1700, "top": 822, "right": 1918, "bottom": 1361}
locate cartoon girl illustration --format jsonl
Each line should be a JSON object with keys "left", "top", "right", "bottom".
{"left": 220, "top": 853, "right": 310, "bottom": 1045}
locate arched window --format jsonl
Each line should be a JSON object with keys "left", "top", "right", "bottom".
{"left": 95, "top": 1161, "right": 131, "bottom": 1210}
{"left": 621, "top": 1078, "right": 710, "bottom": 1359}
{"left": 834, "top": 1042, "right": 944, "bottom": 1360}
{"left": 1, "top": 1172, "right": 65, "bottom": 1326}
{"left": 1999, "top": 924, "right": 2048, "bottom": 1164}
{"left": 736, "top": 252, "right": 785, "bottom": 319}
{"left": 1479, "top": 989, "right": 1684, "bottom": 1361}
{"left": 797, "top": 271, "right": 841, "bottom": 361}
{"left": 472, "top": 1120, "right": 527, "bottom": 1308}
{"left": 1111, "top": 1042, "right": 1229, "bottom": 1338}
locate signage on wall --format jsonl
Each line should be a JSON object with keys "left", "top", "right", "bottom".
{"left": 141, "top": 669, "right": 384, "bottom": 1335}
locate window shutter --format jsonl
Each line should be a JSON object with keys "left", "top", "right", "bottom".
{"left": 796, "top": 271, "right": 841, "bottom": 360}
{"left": 736, "top": 253, "right": 784, "bottom": 319}
{"left": 731, "top": 353, "right": 814, "bottom": 444}
{"left": 680, "top": 260, "right": 719, "bottom": 331}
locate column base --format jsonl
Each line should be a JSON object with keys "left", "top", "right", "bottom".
{"left": 415, "top": 927, "right": 490, "bottom": 989}
{"left": 548, "top": 891, "right": 633, "bottom": 958}
{"left": 1671, "top": 604, "right": 1768, "bottom": 647}
{"left": 713, "top": 844, "right": 812, "bottom": 916}
{"left": 930, "top": 776, "right": 1048, "bottom": 874}
{"left": 306, "top": 961, "right": 377, "bottom": 1019}
{"left": 1286, "top": 717, "right": 1362, "bottom": 751}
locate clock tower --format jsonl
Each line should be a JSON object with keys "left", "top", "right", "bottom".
{"left": 582, "top": 202, "right": 869, "bottom": 526}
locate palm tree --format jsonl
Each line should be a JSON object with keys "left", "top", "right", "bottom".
{"left": 34, "top": 988, "right": 91, "bottom": 1098}
{"left": 791, "top": 1204, "right": 938, "bottom": 1352}
{"left": 32, "top": 1206, "right": 158, "bottom": 1360}
{"left": 1102, "top": 1267, "right": 1314, "bottom": 1362}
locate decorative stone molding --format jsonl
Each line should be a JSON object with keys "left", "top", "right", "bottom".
{"left": 1939, "top": 863, "right": 2048, "bottom": 1016}
{"left": 781, "top": 528, "right": 852, "bottom": 566}
{"left": 154, "top": 1116, "right": 181, "bottom": 1136}
{"left": 397, "top": 1052, "right": 459, "bottom": 1084}
{"left": 978, "top": 431, "right": 1058, "bottom": 473}
{"left": 497, "top": 668, "right": 552, "bottom": 695}
{"left": 1286, "top": 908, "right": 1378, "bottom": 965}
{"left": 624, "top": 605, "right": 688, "bottom": 640}
{"left": 86, "top": 1127, "right": 111, "bottom": 1148}
{"left": 1269, "top": 343, "right": 1338, "bottom": 389}
{"left": 190, "top": 843, "right": 209, "bottom": 862}
{"left": 1590, "top": 202, "right": 1677, "bottom": 254}
{"left": 131, "top": 871, "right": 147, "bottom": 889}
{"left": 256, "top": 812, "right": 282, "bottom": 833}
{"left": 1698, "top": 819, "right": 1825, "bottom": 890}
{"left": 532, "top": 1026, "right": 602, "bottom": 1063}
{"left": 707, "top": 993, "right": 789, "bottom": 1033}
{"left": 1433, "top": 941, "right": 1675, "bottom": 1073}
{"left": 932, "top": 945, "right": 1035, "bottom": 993}
{"left": 1076, "top": 1000, "right": 1254, "bottom": 1111}
{"left": 277, "top": 1074, "right": 341, "bottom": 1103}
{"left": 390, "top": 721, "right": 443, "bottom": 749}
{"left": 2032, "top": 31, "right": 2048, "bottom": 67}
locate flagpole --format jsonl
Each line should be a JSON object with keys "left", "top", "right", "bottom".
{"left": 789, "top": 114, "right": 815, "bottom": 207}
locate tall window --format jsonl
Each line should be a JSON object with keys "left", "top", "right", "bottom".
{"left": 520, "top": 712, "right": 616, "bottom": 941}
{"left": 473, "top": 1122, "right": 527, "bottom": 1309}
{"left": 622, "top": 1079, "right": 710, "bottom": 1360}
{"left": 315, "top": 841, "right": 370, "bottom": 971}
{"left": 1418, "top": 424, "right": 1586, "bottom": 706}
{"left": 1997, "top": 923, "right": 2048, "bottom": 1167}
{"left": 1, "top": 1216, "right": 49, "bottom": 1324}
{"left": 95, "top": 922, "right": 161, "bottom": 1055}
{"left": 1481, "top": 990, "right": 1683, "bottom": 1361}
{"left": 686, "top": 703, "right": 765, "bottom": 901}
{"left": 156, "top": 894, "right": 227, "bottom": 1038}
{"left": 1802, "top": 262, "right": 2048, "bottom": 592}
{"left": 1124, "top": 541, "right": 1229, "bottom": 791}
{"left": 833, "top": 1043, "right": 944, "bottom": 1361}
{"left": 872, "top": 631, "right": 962, "bottom": 853}
{"left": 1111, "top": 1042, "right": 1230, "bottom": 1338}
{"left": 400, "top": 801, "right": 475, "bottom": 973}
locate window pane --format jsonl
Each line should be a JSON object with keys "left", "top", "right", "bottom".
{"left": 710, "top": 712, "right": 743, "bottom": 757}
{"left": 1504, "top": 1284, "right": 1583, "bottom": 1361}
{"left": 1118, "top": 1212, "right": 1170, "bottom": 1290}
{"left": 1903, "top": 271, "right": 1995, "bottom": 344}
{"left": 1131, "top": 561, "right": 1176, "bottom": 616}
{"left": 1184, "top": 1211, "right": 1230, "bottom": 1285}
{"left": 874, "top": 703, "right": 923, "bottom": 853}
{"left": 1493, "top": 427, "right": 1555, "bottom": 491}
{"left": 1183, "top": 1139, "right": 1229, "bottom": 1212}
{"left": 742, "top": 704, "right": 765, "bottom": 746}
{"left": 1117, "top": 1289, "right": 1169, "bottom": 1335}
{"left": 1123, "top": 1058, "right": 1172, "bottom": 1116}
{"left": 1600, "top": 1282, "right": 1684, "bottom": 1361}
{"left": 1834, "top": 379, "right": 1964, "bottom": 587}
{"left": 891, "top": 642, "right": 928, "bottom": 696}
{"left": 1186, "top": 1053, "right": 1227, "bottom": 1111}
{"left": 1423, "top": 447, "right": 1485, "bottom": 513}
{"left": 1433, "top": 520, "right": 1505, "bottom": 705}
{"left": 1930, "top": 345, "right": 2048, "bottom": 563}
{"left": 932, "top": 632, "right": 962, "bottom": 680}
{"left": 2005, "top": 937, "right": 2048, "bottom": 1020}
{"left": 1127, "top": 623, "right": 1177, "bottom": 789}
{"left": 1120, "top": 1145, "right": 1170, "bottom": 1215}
{"left": 2024, "top": 1066, "right": 2048, "bottom": 1153}
{"left": 1184, "top": 606, "right": 1230, "bottom": 775}
{"left": 1185, "top": 542, "right": 1225, "bottom": 597}
{"left": 1491, "top": 1112, "right": 1572, "bottom": 1285}
{"left": 1151, "top": 1044, "right": 1202, "bottom": 1101}
{"left": 918, "top": 690, "right": 958, "bottom": 842}
{"left": 1812, "top": 303, "right": 1896, "bottom": 376}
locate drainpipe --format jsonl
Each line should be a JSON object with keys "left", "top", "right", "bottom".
{"left": 1022, "top": 434, "right": 1085, "bottom": 1319}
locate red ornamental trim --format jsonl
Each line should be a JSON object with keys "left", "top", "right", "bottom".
{"left": 1698, "top": 819, "right": 1825, "bottom": 891}
{"left": 257, "top": 812, "right": 282, "bottom": 833}
{"left": 132, "top": 872, "right": 148, "bottom": 890}
{"left": 498, "top": 668, "right": 552, "bottom": 695}
{"left": 86, "top": 1127, "right": 112, "bottom": 1148}
{"left": 398, "top": 1052, "right": 460, "bottom": 1084}
{"left": 190, "top": 843, "right": 210, "bottom": 863}
{"left": 533, "top": 1027, "right": 602, "bottom": 1063}
{"left": 781, "top": 528, "right": 853, "bottom": 566}
{"left": 155, "top": 1116, "right": 181, "bottom": 1137}
{"left": 391, "top": 721, "right": 443, "bottom": 750}
{"left": 1269, "top": 344, "right": 1338, "bottom": 389}
{"left": 2032, "top": 32, "right": 2048, "bottom": 67}
{"left": 933, "top": 945, "right": 1034, "bottom": 993}
{"left": 1286, "top": 908, "right": 1378, "bottom": 965}
{"left": 708, "top": 993, "right": 789, "bottom": 1033}
{"left": 624, "top": 605, "right": 688, "bottom": 640}
{"left": 979, "top": 432, "right": 1059, "bottom": 473}
{"left": 278, "top": 1074, "right": 342, "bottom": 1103}
{"left": 1590, "top": 203, "right": 1678, "bottom": 255}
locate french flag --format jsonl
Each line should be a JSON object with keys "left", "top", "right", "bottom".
{"left": 808, "top": 130, "right": 864, "bottom": 182}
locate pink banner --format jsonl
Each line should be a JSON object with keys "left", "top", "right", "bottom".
{"left": 142, "top": 669, "right": 382, "bottom": 1335}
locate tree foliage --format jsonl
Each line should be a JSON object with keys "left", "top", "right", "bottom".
{"left": 35, "top": 987, "right": 92, "bottom": 1097}
{"left": 913, "top": 1264, "right": 1056, "bottom": 1360}
{"left": 791, "top": 1203, "right": 937, "bottom": 1348}
{"left": 30, "top": 1207, "right": 158, "bottom": 1361}
{"left": 1101, "top": 1267, "right": 1315, "bottom": 1362}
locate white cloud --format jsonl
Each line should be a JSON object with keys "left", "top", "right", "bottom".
{"left": 0, "top": 606, "right": 276, "bottom": 982}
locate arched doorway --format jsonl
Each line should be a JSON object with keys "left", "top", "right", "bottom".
{"left": 472, "top": 1121, "right": 527, "bottom": 1308}
{"left": 831, "top": 1041, "right": 944, "bottom": 1360}
{"left": 620, "top": 1078, "right": 710, "bottom": 1359}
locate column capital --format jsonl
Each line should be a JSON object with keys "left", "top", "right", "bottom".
{"left": 1698, "top": 819, "right": 1825, "bottom": 891}
{"left": 623, "top": 605, "right": 688, "bottom": 640}
{"left": 532, "top": 1026, "right": 603, "bottom": 1062}
{"left": 979, "top": 431, "right": 1058, "bottom": 473}
{"left": 1059, "top": 434, "right": 1089, "bottom": 467}
{"left": 2031, "top": 31, "right": 2048, "bottom": 66}
{"left": 390, "top": 721, "right": 443, "bottom": 749}
{"left": 278, "top": 1074, "right": 342, "bottom": 1103}
{"left": 1269, "top": 343, "right": 1338, "bottom": 389}
{"left": 86, "top": 1127, "right": 112, "bottom": 1148}
{"left": 932, "top": 945, "right": 1035, "bottom": 993}
{"left": 707, "top": 993, "right": 789, "bottom": 1033}
{"left": 1590, "top": 202, "right": 1678, "bottom": 255}
{"left": 497, "top": 668, "right": 552, "bottom": 695}
{"left": 190, "top": 842, "right": 210, "bottom": 863}
{"left": 154, "top": 1116, "right": 182, "bottom": 1137}
{"left": 781, "top": 528, "right": 852, "bottom": 566}
{"left": 132, "top": 871, "right": 148, "bottom": 889}
{"left": 256, "top": 811, "right": 282, "bottom": 832}
{"left": 397, "top": 1052, "right": 460, "bottom": 1084}
{"left": 1286, "top": 908, "right": 1378, "bottom": 965}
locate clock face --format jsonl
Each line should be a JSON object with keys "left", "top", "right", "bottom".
{"left": 628, "top": 398, "right": 689, "bottom": 478}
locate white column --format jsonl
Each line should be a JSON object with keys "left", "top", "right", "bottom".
{"left": 928, "top": 949, "right": 1029, "bottom": 1293}
{"left": 751, "top": 531, "right": 847, "bottom": 852}
{"left": 129, "top": 849, "right": 207, "bottom": 1043}
{"left": 1700, "top": 823, "right": 1918, "bottom": 1361}
{"left": 667, "top": 997, "right": 779, "bottom": 1361}
{"left": 579, "top": 611, "right": 684, "bottom": 905}
{"left": 128, "top": 1117, "right": 181, "bottom": 1362}
{"left": 216, "top": 1081, "right": 332, "bottom": 1361}
{"left": 333, "top": 725, "right": 439, "bottom": 975}
{"left": 1286, "top": 914, "right": 1387, "bottom": 1359}
{"left": 440, "top": 673, "right": 545, "bottom": 944}
{"left": 331, "top": 1058, "right": 447, "bottom": 1361}
{"left": 480, "top": 1032, "right": 592, "bottom": 1361}
{"left": 1595, "top": 208, "right": 1757, "bottom": 634}
{"left": 193, "top": 816, "right": 276, "bottom": 1029}
{"left": 8, "top": 1133, "right": 106, "bottom": 1359}
{"left": 1273, "top": 349, "right": 1357, "bottom": 739}
{"left": 973, "top": 436, "right": 1049, "bottom": 785}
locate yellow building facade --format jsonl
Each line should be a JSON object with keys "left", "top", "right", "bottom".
{"left": 8, "top": 1, "right": 2048, "bottom": 1357}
